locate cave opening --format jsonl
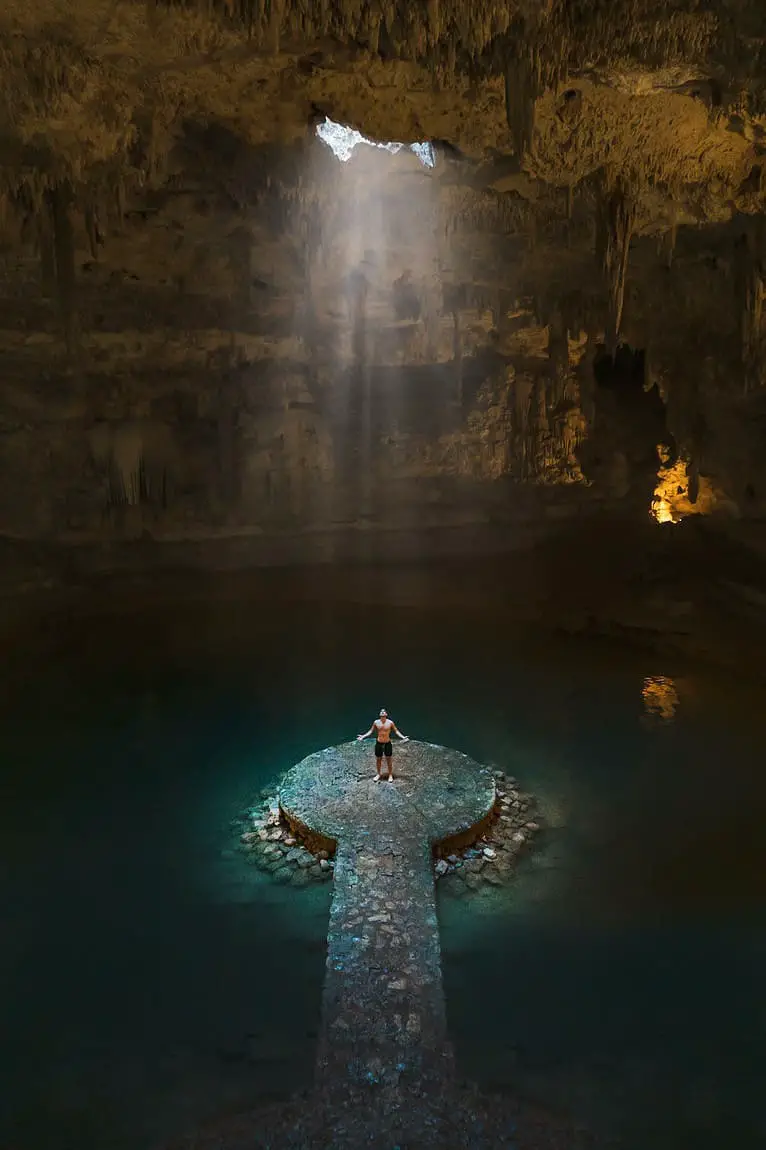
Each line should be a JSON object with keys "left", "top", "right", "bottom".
{"left": 315, "top": 116, "right": 435, "bottom": 168}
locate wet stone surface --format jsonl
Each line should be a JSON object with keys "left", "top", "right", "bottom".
{"left": 279, "top": 739, "right": 496, "bottom": 846}
{"left": 279, "top": 740, "right": 496, "bottom": 1107}
{"left": 182, "top": 748, "right": 596, "bottom": 1148}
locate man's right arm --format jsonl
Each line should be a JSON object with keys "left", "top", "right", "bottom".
{"left": 357, "top": 725, "right": 375, "bottom": 741}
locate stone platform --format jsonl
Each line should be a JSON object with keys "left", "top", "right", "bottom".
{"left": 277, "top": 741, "right": 497, "bottom": 1139}
{"left": 279, "top": 739, "right": 497, "bottom": 853}
{"left": 163, "top": 746, "right": 596, "bottom": 1149}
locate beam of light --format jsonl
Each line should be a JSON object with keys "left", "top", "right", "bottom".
{"left": 316, "top": 117, "right": 435, "bottom": 168}
{"left": 300, "top": 112, "right": 444, "bottom": 560}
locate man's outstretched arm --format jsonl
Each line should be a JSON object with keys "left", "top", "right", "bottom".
{"left": 357, "top": 725, "right": 376, "bottom": 741}
{"left": 392, "top": 723, "right": 409, "bottom": 741}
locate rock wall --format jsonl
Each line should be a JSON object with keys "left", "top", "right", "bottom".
{"left": 1, "top": 2, "right": 766, "bottom": 569}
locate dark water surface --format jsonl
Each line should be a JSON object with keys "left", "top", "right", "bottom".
{"left": 1, "top": 583, "right": 764, "bottom": 1149}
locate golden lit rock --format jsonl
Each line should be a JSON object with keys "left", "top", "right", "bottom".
{"left": 650, "top": 449, "right": 725, "bottom": 525}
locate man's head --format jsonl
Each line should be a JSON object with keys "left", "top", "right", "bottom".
{"left": 379, "top": 708, "right": 388, "bottom": 719}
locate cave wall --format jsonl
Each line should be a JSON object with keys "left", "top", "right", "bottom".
{"left": 1, "top": 1, "right": 766, "bottom": 564}
{"left": 0, "top": 137, "right": 668, "bottom": 547}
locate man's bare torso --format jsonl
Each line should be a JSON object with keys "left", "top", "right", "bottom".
{"left": 375, "top": 718, "right": 394, "bottom": 742}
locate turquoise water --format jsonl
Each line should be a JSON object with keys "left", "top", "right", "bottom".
{"left": 1, "top": 588, "right": 764, "bottom": 1149}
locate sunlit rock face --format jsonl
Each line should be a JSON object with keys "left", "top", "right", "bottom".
{"left": 650, "top": 452, "right": 734, "bottom": 525}
{"left": 0, "top": 1, "right": 765, "bottom": 565}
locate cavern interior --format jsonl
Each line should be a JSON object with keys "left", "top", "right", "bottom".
{"left": 1, "top": 2, "right": 765, "bottom": 1148}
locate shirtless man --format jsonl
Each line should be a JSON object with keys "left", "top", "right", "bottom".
{"left": 357, "top": 709, "right": 409, "bottom": 782}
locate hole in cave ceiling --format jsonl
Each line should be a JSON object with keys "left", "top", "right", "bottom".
{"left": 316, "top": 117, "right": 435, "bottom": 168}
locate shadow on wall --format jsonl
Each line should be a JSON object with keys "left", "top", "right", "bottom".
{"left": 577, "top": 343, "right": 673, "bottom": 503}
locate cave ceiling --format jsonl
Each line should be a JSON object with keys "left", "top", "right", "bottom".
{"left": 1, "top": 1, "right": 766, "bottom": 549}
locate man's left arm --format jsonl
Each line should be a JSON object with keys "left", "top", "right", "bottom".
{"left": 393, "top": 723, "right": 409, "bottom": 742}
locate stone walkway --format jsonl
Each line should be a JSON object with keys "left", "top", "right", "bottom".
{"left": 161, "top": 743, "right": 601, "bottom": 1150}
{"left": 279, "top": 740, "right": 496, "bottom": 1119}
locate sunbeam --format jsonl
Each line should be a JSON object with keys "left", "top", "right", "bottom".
{"left": 298, "top": 115, "right": 446, "bottom": 559}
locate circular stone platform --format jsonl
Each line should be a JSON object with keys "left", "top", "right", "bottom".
{"left": 278, "top": 740, "right": 496, "bottom": 852}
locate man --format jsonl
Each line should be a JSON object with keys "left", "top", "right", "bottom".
{"left": 357, "top": 708, "right": 409, "bottom": 782}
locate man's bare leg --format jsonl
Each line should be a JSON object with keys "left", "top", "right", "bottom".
{"left": 387, "top": 753, "right": 394, "bottom": 782}
{"left": 374, "top": 753, "right": 383, "bottom": 781}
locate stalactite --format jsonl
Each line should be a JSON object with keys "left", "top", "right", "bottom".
{"left": 528, "top": 201, "right": 538, "bottom": 252}
{"left": 743, "top": 264, "right": 764, "bottom": 393}
{"left": 504, "top": 52, "right": 539, "bottom": 160}
{"left": 406, "top": 14, "right": 421, "bottom": 58}
{"left": 145, "top": 111, "right": 167, "bottom": 186}
{"left": 446, "top": 32, "right": 456, "bottom": 73}
{"left": 548, "top": 304, "right": 569, "bottom": 379}
{"left": 84, "top": 202, "right": 102, "bottom": 260}
{"left": 46, "top": 184, "right": 78, "bottom": 354}
{"left": 0, "top": 190, "right": 13, "bottom": 248}
{"left": 239, "top": 0, "right": 256, "bottom": 36}
{"left": 125, "top": 0, "right": 724, "bottom": 76}
{"left": 112, "top": 424, "right": 145, "bottom": 506}
{"left": 89, "top": 422, "right": 174, "bottom": 509}
{"left": 658, "top": 221, "right": 677, "bottom": 270}
{"left": 426, "top": 0, "right": 440, "bottom": 44}
{"left": 658, "top": 199, "right": 677, "bottom": 270}
{"left": 452, "top": 309, "right": 462, "bottom": 403}
{"left": 229, "top": 224, "right": 253, "bottom": 319}
{"left": 115, "top": 178, "right": 125, "bottom": 230}
{"left": 37, "top": 207, "right": 56, "bottom": 297}
{"left": 598, "top": 174, "right": 636, "bottom": 356}
{"left": 514, "top": 376, "right": 533, "bottom": 431}
{"left": 688, "top": 457, "right": 700, "bottom": 505}
{"left": 643, "top": 345, "right": 652, "bottom": 393}
{"left": 535, "top": 378, "right": 549, "bottom": 433}
{"left": 89, "top": 423, "right": 143, "bottom": 507}
{"left": 369, "top": 10, "right": 380, "bottom": 54}
{"left": 514, "top": 375, "right": 534, "bottom": 481}
{"left": 734, "top": 229, "right": 765, "bottom": 394}
{"left": 578, "top": 334, "right": 597, "bottom": 431}
{"left": 381, "top": 0, "right": 395, "bottom": 34}
{"left": 218, "top": 377, "right": 240, "bottom": 510}
{"left": 268, "top": 0, "right": 284, "bottom": 54}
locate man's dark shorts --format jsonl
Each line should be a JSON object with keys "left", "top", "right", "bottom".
{"left": 375, "top": 740, "right": 393, "bottom": 758}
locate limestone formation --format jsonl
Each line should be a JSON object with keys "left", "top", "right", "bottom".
{"left": 1, "top": 2, "right": 765, "bottom": 569}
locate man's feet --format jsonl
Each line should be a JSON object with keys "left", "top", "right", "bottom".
{"left": 387, "top": 774, "right": 394, "bottom": 783}
{"left": 374, "top": 773, "right": 383, "bottom": 782}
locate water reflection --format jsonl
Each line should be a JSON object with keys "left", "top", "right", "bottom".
{"left": 641, "top": 674, "right": 679, "bottom": 722}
